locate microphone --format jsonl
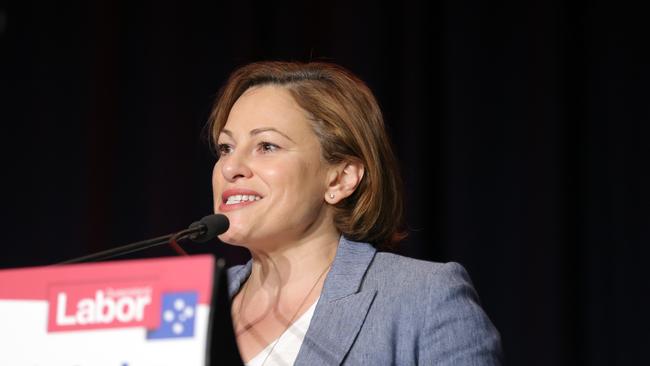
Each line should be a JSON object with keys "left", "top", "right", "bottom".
{"left": 189, "top": 214, "right": 230, "bottom": 243}
{"left": 57, "top": 214, "right": 230, "bottom": 265}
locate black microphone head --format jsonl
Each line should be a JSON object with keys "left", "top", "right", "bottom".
{"left": 188, "top": 214, "right": 229, "bottom": 243}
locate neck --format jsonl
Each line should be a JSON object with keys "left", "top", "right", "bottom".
{"left": 246, "top": 230, "right": 340, "bottom": 292}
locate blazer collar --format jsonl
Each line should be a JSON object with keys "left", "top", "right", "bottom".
{"left": 319, "top": 236, "right": 376, "bottom": 301}
{"left": 227, "top": 258, "right": 252, "bottom": 298}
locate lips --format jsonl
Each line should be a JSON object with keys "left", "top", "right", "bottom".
{"left": 219, "top": 189, "right": 263, "bottom": 212}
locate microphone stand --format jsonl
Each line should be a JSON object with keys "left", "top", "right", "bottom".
{"left": 57, "top": 227, "right": 200, "bottom": 265}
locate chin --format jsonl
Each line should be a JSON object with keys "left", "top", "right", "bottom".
{"left": 217, "top": 220, "right": 252, "bottom": 247}
{"left": 217, "top": 231, "right": 243, "bottom": 246}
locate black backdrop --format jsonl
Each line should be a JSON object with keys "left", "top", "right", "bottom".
{"left": 1, "top": 1, "right": 648, "bottom": 365}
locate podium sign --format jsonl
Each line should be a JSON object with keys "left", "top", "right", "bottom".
{"left": 0, "top": 255, "right": 216, "bottom": 366}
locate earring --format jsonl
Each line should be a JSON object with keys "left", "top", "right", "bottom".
{"left": 329, "top": 193, "right": 335, "bottom": 199}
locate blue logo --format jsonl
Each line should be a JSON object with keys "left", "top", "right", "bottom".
{"left": 147, "top": 291, "right": 198, "bottom": 339}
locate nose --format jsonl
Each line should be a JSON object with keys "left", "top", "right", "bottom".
{"left": 219, "top": 150, "right": 253, "bottom": 182}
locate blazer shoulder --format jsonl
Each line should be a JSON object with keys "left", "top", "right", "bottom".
{"left": 368, "top": 252, "right": 472, "bottom": 292}
{"left": 366, "top": 253, "right": 503, "bottom": 365}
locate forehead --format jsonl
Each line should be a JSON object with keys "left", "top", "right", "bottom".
{"left": 222, "top": 85, "right": 313, "bottom": 136}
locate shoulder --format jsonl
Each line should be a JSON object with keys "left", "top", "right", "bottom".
{"left": 364, "top": 253, "right": 503, "bottom": 364}
{"left": 363, "top": 253, "right": 479, "bottom": 315}
{"left": 365, "top": 252, "right": 471, "bottom": 295}
{"left": 366, "top": 252, "right": 492, "bottom": 327}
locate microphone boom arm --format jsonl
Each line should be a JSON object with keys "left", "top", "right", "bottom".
{"left": 57, "top": 227, "right": 204, "bottom": 265}
{"left": 56, "top": 214, "right": 228, "bottom": 265}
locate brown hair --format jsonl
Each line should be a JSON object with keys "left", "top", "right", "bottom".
{"left": 207, "top": 61, "right": 405, "bottom": 248}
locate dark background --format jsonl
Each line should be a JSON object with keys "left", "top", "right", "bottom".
{"left": 1, "top": 1, "right": 648, "bottom": 365}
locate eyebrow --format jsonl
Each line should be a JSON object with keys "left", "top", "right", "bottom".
{"left": 221, "top": 127, "right": 295, "bottom": 143}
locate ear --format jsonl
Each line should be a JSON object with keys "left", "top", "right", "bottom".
{"left": 324, "top": 160, "right": 365, "bottom": 204}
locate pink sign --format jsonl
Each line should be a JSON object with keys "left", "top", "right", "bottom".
{"left": 0, "top": 255, "right": 214, "bottom": 333}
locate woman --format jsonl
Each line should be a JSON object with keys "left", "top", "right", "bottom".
{"left": 208, "top": 61, "right": 502, "bottom": 365}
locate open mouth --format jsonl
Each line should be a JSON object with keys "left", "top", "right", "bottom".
{"left": 219, "top": 189, "right": 264, "bottom": 211}
{"left": 224, "top": 194, "right": 262, "bottom": 205}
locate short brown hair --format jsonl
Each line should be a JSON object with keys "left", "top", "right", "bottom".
{"left": 207, "top": 61, "right": 405, "bottom": 248}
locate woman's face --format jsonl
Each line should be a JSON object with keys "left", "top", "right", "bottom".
{"left": 212, "top": 85, "right": 334, "bottom": 248}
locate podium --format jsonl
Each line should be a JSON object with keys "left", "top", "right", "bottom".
{"left": 0, "top": 255, "right": 243, "bottom": 365}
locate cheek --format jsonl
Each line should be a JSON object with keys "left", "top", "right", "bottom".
{"left": 255, "top": 161, "right": 289, "bottom": 189}
{"left": 276, "top": 162, "right": 326, "bottom": 205}
{"left": 212, "top": 162, "right": 223, "bottom": 187}
{"left": 211, "top": 163, "right": 222, "bottom": 210}
{"left": 263, "top": 162, "right": 309, "bottom": 191}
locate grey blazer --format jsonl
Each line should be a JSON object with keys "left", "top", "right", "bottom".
{"left": 227, "top": 237, "right": 503, "bottom": 365}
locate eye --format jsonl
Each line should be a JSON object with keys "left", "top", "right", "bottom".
{"left": 258, "top": 142, "right": 279, "bottom": 153}
{"left": 217, "top": 143, "right": 233, "bottom": 156}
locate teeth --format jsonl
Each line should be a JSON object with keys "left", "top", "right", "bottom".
{"left": 226, "top": 194, "right": 262, "bottom": 205}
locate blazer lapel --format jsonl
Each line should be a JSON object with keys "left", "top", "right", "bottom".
{"left": 294, "top": 237, "right": 378, "bottom": 365}
{"left": 227, "top": 260, "right": 252, "bottom": 298}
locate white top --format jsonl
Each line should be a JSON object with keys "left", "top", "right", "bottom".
{"left": 245, "top": 299, "right": 319, "bottom": 366}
